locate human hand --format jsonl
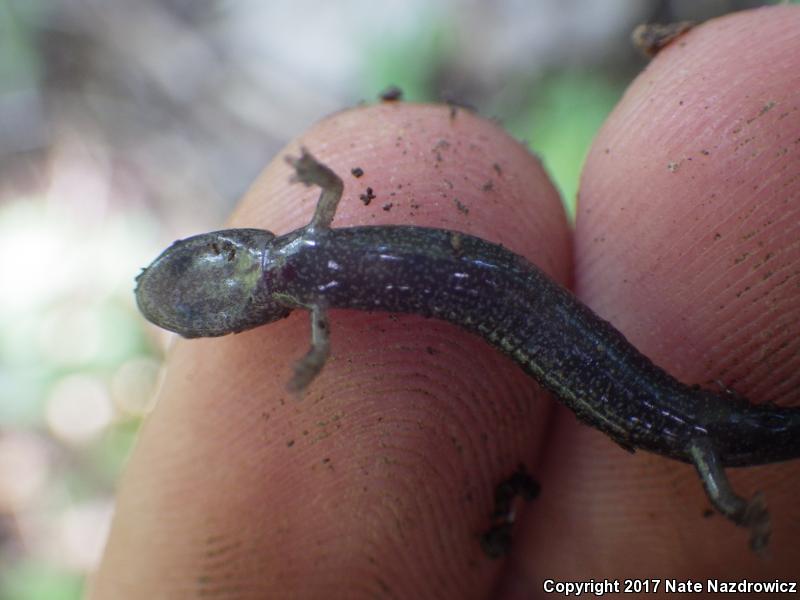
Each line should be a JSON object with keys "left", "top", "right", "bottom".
{"left": 91, "top": 6, "right": 799, "bottom": 598}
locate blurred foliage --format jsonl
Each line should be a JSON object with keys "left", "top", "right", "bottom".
{"left": 0, "top": 1, "right": 41, "bottom": 90}
{"left": 2, "top": 561, "right": 83, "bottom": 600}
{"left": 362, "top": 13, "right": 455, "bottom": 102}
{"left": 507, "top": 72, "right": 624, "bottom": 218}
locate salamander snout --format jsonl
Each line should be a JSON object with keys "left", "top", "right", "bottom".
{"left": 135, "top": 228, "right": 286, "bottom": 337}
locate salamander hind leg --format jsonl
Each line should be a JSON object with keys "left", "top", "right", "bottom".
{"left": 288, "top": 303, "right": 331, "bottom": 393}
{"left": 688, "top": 437, "right": 770, "bottom": 554}
{"left": 285, "top": 148, "right": 344, "bottom": 231}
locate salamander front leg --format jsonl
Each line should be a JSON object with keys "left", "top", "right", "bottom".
{"left": 288, "top": 303, "right": 331, "bottom": 392}
{"left": 688, "top": 437, "right": 770, "bottom": 554}
{"left": 285, "top": 148, "right": 344, "bottom": 231}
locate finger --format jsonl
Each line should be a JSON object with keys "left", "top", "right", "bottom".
{"left": 504, "top": 4, "right": 800, "bottom": 592}
{"left": 90, "top": 103, "right": 570, "bottom": 598}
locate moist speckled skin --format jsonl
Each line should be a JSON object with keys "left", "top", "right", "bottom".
{"left": 262, "top": 225, "right": 800, "bottom": 467}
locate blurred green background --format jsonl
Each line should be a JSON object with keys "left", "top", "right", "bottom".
{"left": 0, "top": 0, "right": 789, "bottom": 597}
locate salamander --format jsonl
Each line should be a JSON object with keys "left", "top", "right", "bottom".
{"left": 135, "top": 148, "right": 800, "bottom": 553}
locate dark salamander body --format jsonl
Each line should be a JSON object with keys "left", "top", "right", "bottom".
{"left": 263, "top": 225, "right": 800, "bottom": 468}
{"left": 135, "top": 150, "right": 800, "bottom": 552}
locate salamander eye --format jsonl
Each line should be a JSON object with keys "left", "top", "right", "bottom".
{"left": 209, "top": 241, "right": 237, "bottom": 262}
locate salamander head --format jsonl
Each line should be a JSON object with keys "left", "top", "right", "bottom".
{"left": 135, "top": 229, "right": 291, "bottom": 337}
